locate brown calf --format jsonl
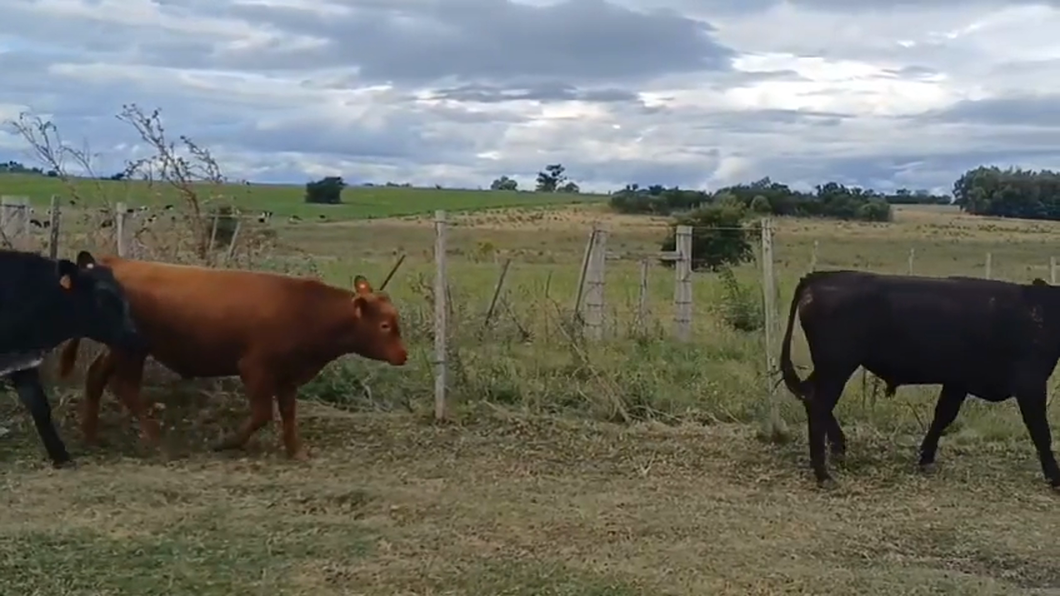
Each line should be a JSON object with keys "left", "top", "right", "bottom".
{"left": 57, "top": 256, "right": 407, "bottom": 459}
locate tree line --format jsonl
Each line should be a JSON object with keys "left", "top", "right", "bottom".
{"left": 609, "top": 178, "right": 950, "bottom": 223}
{"left": 953, "top": 166, "right": 1060, "bottom": 220}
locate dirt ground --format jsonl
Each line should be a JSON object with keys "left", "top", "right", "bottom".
{"left": 1, "top": 395, "right": 1059, "bottom": 596}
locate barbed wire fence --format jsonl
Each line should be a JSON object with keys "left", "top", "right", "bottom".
{"left": 9, "top": 195, "right": 1060, "bottom": 438}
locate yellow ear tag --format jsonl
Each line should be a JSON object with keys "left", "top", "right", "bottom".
{"left": 59, "top": 274, "right": 72, "bottom": 290}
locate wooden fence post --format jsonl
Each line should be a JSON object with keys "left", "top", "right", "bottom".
{"left": 1052, "top": 257, "right": 1057, "bottom": 285}
{"left": 907, "top": 248, "right": 915, "bottom": 275}
{"left": 809, "top": 239, "right": 818, "bottom": 272}
{"left": 761, "top": 218, "right": 785, "bottom": 438}
{"left": 0, "top": 196, "right": 29, "bottom": 250}
{"left": 115, "top": 202, "right": 128, "bottom": 257}
{"left": 573, "top": 227, "right": 596, "bottom": 318}
{"left": 672, "top": 225, "right": 693, "bottom": 342}
{"left": 583, "top": 223, "right": 607, "bottom": 341}
{"left": 47, "top": 196, "right": 61, "bottom": 259}
{"left": 433, "top": 210, "right": 448, "bottom": 421}
{"left": 985, "top": 252, "right": 992, "bottom": 280}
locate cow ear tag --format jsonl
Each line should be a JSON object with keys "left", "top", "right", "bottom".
{"left": 59, "top": 274, "right": 72, "bottom": 290}
{"left": 353, "top": 275, "right": 373, "bottom": 294}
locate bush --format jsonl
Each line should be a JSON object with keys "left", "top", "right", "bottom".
{"left": 305, "top": 176, "right": 346, "bottom": 204}
{"left": 659, "top": 203, "right": 756, "bottom": 272}
{"left": 857, "top": 198, "right": 892, "bottom": 222}
{"left": 609, "top": 185, "right": 708, "bottom": 215}
{"left": 717, "top": 267, "right": 763, "bottom": 332}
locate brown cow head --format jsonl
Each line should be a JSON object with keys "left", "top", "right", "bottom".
{"left": 351, "top": 274, "right": 407, "bottom": 365}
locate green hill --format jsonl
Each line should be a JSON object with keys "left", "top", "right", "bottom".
{"left": 0, "top": 174, "right": 606, "bottom": 220}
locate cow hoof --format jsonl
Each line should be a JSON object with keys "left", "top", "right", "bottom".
{"left": 1049, "top": 478, "right": 1060, "bottom": 492}
{"left": 830, "top": 451, "right": 846, "bottom": 465}
{"left": 919, "top": 462, "right": 937, "bottom": 475}
{"left": 816, "top": 478, "right": 838, "bottom": 491}
{"left": 52, "top": 458, "right": 77, "bottom": 470}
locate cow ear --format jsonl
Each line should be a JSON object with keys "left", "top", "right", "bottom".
{"left": 352, "top": 295, "right": 368, "bottom": 318}
{"left": 57, "top": 259, "right": 78, "bottom": 291}
{"left": 75, "top": 250, "right": 96, "bottom": 269}
{"left": 353, "top": 275, "right": 373, "bottom": 294}
{"left": 1033, "top": 278, "right": 1050, "bottom": 286}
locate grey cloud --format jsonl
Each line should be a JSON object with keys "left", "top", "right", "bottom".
{"left": 745, "top": 147, "right": 1060, "bottom": 195}
{"left": 883, "top": 65, "right": 941, "bottom": 80}
{"left": 919, "top": 96, "right": 1060, "bottom": 127}
{"left": 215, "top": 0, "right": 735, "bottom": 84}
{"left": 216, "top": 117, "right": 478, "bottom": 165}
{"left": 572, "top": 155, "right": 720, "bottom": 189}
{"left": 430, "top": 82, "right": 640, "bottom": 104}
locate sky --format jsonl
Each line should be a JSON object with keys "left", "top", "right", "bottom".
{"left": 0, "top": 0, "right": 1058, "bottom": 194}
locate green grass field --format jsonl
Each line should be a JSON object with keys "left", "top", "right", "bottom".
{"left": 4, "top": 201, "right": 1060, "bottom": 595}
{"left": 0, "top": 173, "right": 607, "bottom": 219}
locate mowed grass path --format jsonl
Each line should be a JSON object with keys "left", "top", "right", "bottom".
{"left": 0, "top": 173, "right": 606, "bottom": 220}
{"left": 1, "top": 398, "right": 1059, "bottom": 596}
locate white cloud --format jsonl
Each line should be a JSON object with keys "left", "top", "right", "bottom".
{"left": 0, "top": 0, "right": 1058, "bottom": 193}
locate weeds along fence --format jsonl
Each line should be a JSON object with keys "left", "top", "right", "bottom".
{"left": 427, "top": 211, "right": 779, "bottom": 428}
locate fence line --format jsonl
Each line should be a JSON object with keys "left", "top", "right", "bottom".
{"left": 9, "top": 199, "right": 1060, "bottom": 426}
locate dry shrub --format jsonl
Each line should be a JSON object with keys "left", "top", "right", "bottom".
{"left": 8, "top": 105, "right": 301, "bottom": 396}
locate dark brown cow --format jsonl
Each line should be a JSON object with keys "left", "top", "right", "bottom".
{"left": 780, "top": 270, "right": 1060, "bottom": 490}
{"left": 58, "top": 256, "right": 407, "bottom": 459}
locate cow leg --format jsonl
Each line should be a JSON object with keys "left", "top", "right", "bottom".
{"left": 800, "top": 371, "right": 846, "bottom": 459}
{"left": 276, "top": 386, "right": 307, "bottom": 461}
{"left": 7, "top": 368, "right": 72, "bottom": 468}
{"left": 213, "top": 359, "right": 274, "bottom": 452}
{"left": 106, "top": 352, "right": 160, "bottom": 446}
{"left": 80, "top": 350, "right": 116, "bottom": 445}
{"left": 917, "top": 385, "right": 966, "bottom": 474}
{"left": 805, "top": 372, "right": 851, "bottom": 488}
{"left": 1013, "top": 381, "right": 1060, "bottom": 488}
{"left": 825, "top": 413, "right": 847, "bottom": 461}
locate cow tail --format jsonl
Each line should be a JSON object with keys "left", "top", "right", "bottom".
{"left": 57, "top": 338, "right": 82, "bottom": 379}
{"left": 779, "top": 275, "right": 810, "bottom": 400}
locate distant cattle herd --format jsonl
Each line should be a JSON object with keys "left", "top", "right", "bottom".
{"left": 15, "top": 203, "right": 327, "bottom": 231}
{"left": 3, "top": 245, "right": 1060, "bottom": 492}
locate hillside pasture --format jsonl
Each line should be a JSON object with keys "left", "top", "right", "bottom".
{"left": 2, "top": 202, "right": 1060, "bottom": 594}
{"left": 0, "top": 173, "right": 607, "bottom": 220}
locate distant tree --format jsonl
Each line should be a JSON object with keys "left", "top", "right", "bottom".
{"left": 305, "top": 176, "right": 346, "bottom": 204}
{"left": 490, "top": 175, "right": 518, "bottom": 191}
{"left": 535, "top": 163, "right": 567, "bottom": 192}
{"left": 0, "top": 160, "right": 45, "bottom": 175}
{"left": 609, "top": 176, "right": 899, "bottom": 222}
{"left": 558, "top": 181, "right": 580, "bottom": 193}
{"left": 953, "top": 165, "right": 1060, "bottom": 220}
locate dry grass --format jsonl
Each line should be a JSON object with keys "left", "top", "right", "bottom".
{"left": 2, "top": 396, "right": 1060, "bottom": 595}
{"left": 5, "top": 202, "right": 1060, "bottom": 594}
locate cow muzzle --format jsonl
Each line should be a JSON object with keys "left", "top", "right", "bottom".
{"left": 389, "top": 347, "right": 408, "bottom": 366}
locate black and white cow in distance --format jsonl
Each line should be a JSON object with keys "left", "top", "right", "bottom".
{"left": 779, "top": 270, "right": 1060, "bottom": 490}
{"left": 0, "top": 249, "right": 144, "bottom": 467}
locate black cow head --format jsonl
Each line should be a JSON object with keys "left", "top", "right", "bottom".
{"left": 58, "top": 251, "right": 145, "bottom": 352}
